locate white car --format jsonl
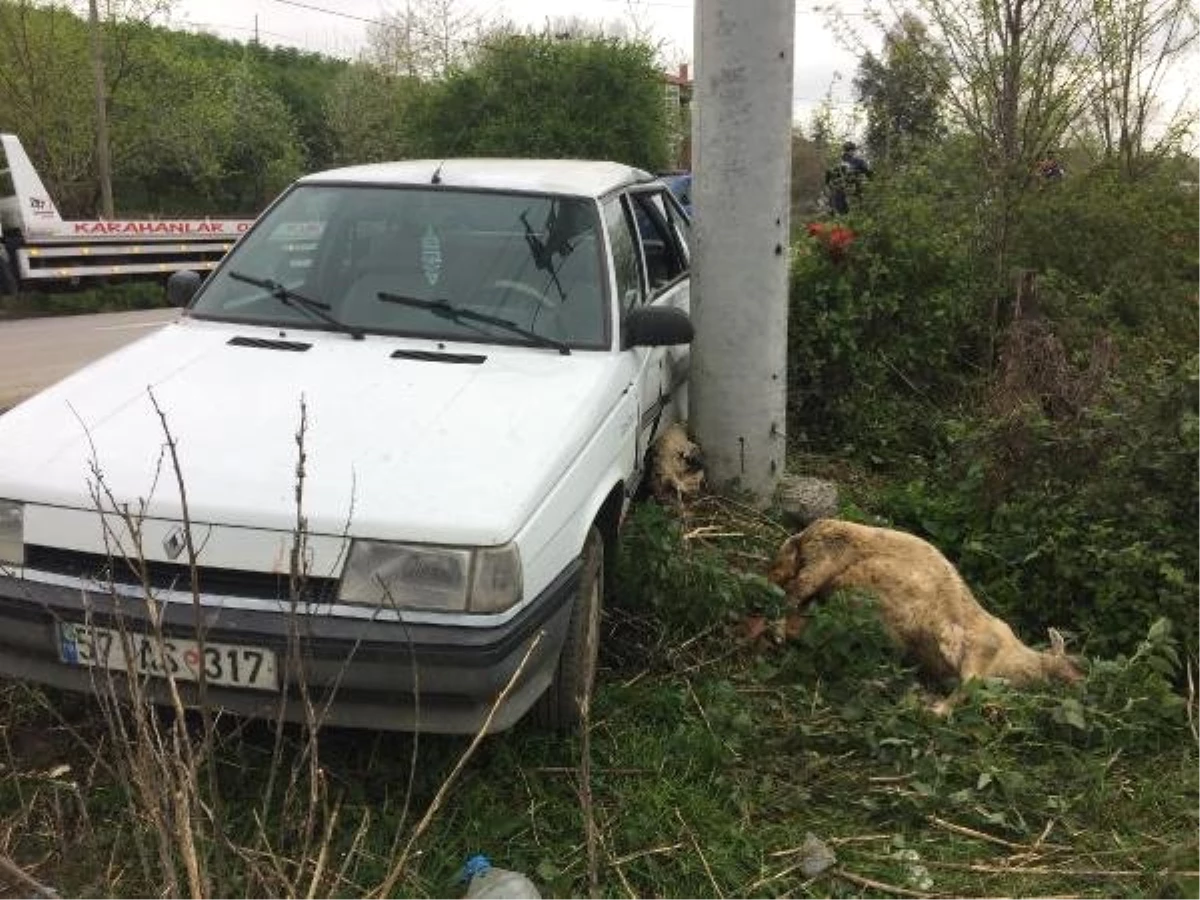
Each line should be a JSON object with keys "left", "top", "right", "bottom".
{"left": 0, "top": 159, "right": 693, "bottom": 733}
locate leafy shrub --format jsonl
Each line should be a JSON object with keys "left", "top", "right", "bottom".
{"left": 0, "top": 282, "right": 168, "bottom": 318}
{"left": 878, "top": 350, "right": 1198, "bottom": 663}
{"left": 787, "top": 147, "right": 989, "bottom": 461}
{"left": 611, "top": 503, "right": 779, "bottom": 640}
{"left": 773, "top": 589, "right": 909, "bottom": 685}
{"left": 790, "top": 143, "right": 1199, "bottom": 667}
{"left": 410, "top": 34, "right": 670, "bottom": 170}
{"left": 1010, "top": 165, "right": 1199, "bottom": 342}
{"left": 775, "top": 614, "right": 1194, "bottom": 850}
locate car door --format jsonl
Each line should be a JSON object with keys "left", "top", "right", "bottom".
{"left": 603, "top": 187, "right": 692, "bottom": 487}
{"left": 627, "top": 185, "right": 692, "bottom": 435}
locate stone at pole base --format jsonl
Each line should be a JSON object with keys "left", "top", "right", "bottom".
{"left": 776, "top": 474, "right": 839, "bottom": 527}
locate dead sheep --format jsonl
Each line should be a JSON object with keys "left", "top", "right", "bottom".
{"left": 648, "top": 423, "right": 705, "bottom": 503}
{"left": 768, "top": 519, "right": 1082, "bottom": 711}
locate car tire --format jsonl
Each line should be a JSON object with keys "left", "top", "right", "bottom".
{"left": 531, "top": 525, "right": 603, "bottom": 731}
{"left": 0, "top": 246, "right": 17, "bottom": 296}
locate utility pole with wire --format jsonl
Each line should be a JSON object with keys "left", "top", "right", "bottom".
{"left": 87, "top": 0, "right": 114, "bottom": 219}
{"left": 690, "top": 0, "right": 796, "bottom": 505}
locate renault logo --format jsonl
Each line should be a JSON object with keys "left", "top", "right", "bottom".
{"left": 162, "top": 525, "right": 187, "bottom": 561}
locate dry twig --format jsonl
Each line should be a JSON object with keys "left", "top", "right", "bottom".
{"left": 373, "top": 631, "right": 546, "bottom": 898}
{"left": 610, "top": 842, "right": 685, "bottom": 867}
{"left": 0, "top": 852, "right": 59, "bottom": 898}
{"left": 926, "top": 814, "right": 1062, "bottom": 851}
{"left": 1186, "top": 659, "right": 1197, "bottom": 744}
{"left": 835, "top": 866, "right": 942, "bottom": 898}
{"left": 674, "top": 809, "right": 723, "bottom": 899}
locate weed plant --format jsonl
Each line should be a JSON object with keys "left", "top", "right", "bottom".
{"left": 0, "top": 494, "right": 1195, "bottom": 897}
{"left": 0, "top": 282, "right": 168, "bottom": 319}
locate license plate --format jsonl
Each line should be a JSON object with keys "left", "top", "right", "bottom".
{"left": 58, "top": 622, "right": 278, "bottom": 691}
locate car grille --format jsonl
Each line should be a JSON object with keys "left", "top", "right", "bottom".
{"left": 23, "top": 544, "right": 339, "bottom": 603}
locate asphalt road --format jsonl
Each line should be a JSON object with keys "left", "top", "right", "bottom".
{"left": 0, "top": 307, "right": 179, "bottom": 412}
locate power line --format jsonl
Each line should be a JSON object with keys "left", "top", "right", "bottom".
{"left": 264, "top": 0, "right": 871, "bottom": 32}
{"left": 266, "top": 0, "right": 388, "bottom": 27}
{"left": 265, "top": 0, "right": 491, "bottom": 48}
{"left": 181, "top": 19, "right": 303, "bottom": 43}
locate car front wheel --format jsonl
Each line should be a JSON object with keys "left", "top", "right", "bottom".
{"left": 531, "top": 526, "right": 603, "bottom": 731}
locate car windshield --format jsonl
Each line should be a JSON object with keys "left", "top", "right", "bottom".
{"left": 191, "top": 184, "right": 609, "bottom": 349}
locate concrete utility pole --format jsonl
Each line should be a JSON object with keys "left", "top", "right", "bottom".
{"left": 87, "top": 0, "right": 114, "bottom": 219}
{"left": 690, "top": 0, "right": 795, "bottom": 504}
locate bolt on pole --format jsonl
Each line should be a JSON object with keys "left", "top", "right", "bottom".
{"left": 690, "top": 0, "right": 795, "bottom": 505}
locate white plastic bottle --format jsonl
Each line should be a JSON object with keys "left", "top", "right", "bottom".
{"left": 461, "top": 854, "right": 541, "bottom": 899}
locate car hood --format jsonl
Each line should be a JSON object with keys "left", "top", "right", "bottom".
{"left": 0, "top": 318, "right": 627, "bottom": 545}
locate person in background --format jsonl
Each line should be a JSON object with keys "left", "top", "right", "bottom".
{"left": 1035, "top": 153, "right": 1066, "bottom": 184}
{"left": 825, "top": 141, "right": 872, "bottom": 215}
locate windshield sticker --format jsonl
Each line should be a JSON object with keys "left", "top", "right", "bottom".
{"left": 421, "top": 225, "right": 443, "bottom": 286}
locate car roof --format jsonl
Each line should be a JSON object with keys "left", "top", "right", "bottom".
{"left": 300, "top": 159, "right": 656, "bottom": 198}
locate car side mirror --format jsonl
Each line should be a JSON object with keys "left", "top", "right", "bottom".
{"left": 624, "top": 305, "right": 693, "bottom": 347}
{"left": 166, "top": 269, "right": 203, "bottom": 307}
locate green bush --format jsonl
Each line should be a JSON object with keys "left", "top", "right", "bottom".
{"left": 787, "top": 147, "right": 989, "bottom": 460}
{"left": 410, "top": 34, "right": 671, "bottom": 170}
{"left": 789, "top": 145, "right": 1199, "bottom": 666}
{"left": 875, "top": 352, "right": 1198, "bottom": 662}
{"left": 1010, "top": 165, "right": 1199, "bottom": 341}
{"left": 0, "top": 281, "right": 168, "bottom": 318}
{"left": 612, "top": 503, "right": 781, "bottom": 641}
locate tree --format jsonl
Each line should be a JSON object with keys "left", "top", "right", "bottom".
{"left": 894, "top": 0, "right": 1100, "bottom": 367}
{"left": 325, "top": 63, "right": 421, "bottom": 165}
{"left": 410, "top": 33, "right": 671, "bottom": 169}
{"left": 365, "top": 0, "right": 483, "bottom": 79}
{"left": 912, "top": 0, "right": 1093, "bottom": 180}
{"left": 113, "top": 46, "right": 304, "bottom": 214}
{"left": 1082, "top": 0, "right": 1198, "bottom": 177}
{"left": 86, "top": 0, "right": 172, "bottom": 216}
{"left": 248, "top": 44, "right": 347, "bottom": 172}
{"left": 215, "top": 62, "right": 305, "bottom": 212}
{"left": 107, "top": 32, "right": 231, "bottom": 212}
{"left": 0, "top": 1, "right": 94, "bottom": 213}
{"left": 854, "top": 14, "right": 950, "bottom": 163}
{"left": 0, "top": 0, "right": 180, "bottom": 215}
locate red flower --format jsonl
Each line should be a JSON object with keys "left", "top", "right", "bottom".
{"left": 806, "top": 221, "right": 855, "bottom": 261}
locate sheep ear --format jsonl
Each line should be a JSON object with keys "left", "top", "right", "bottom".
{"left": 1048, "top": 627, "right": 1066, "bottom": 655}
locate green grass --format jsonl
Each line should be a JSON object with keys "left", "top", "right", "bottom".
{"left": 0, "top": 281, "right": 168, "bottom": 319}
{"left": 0, "top": 498, "right": 1195, "bottom": 898}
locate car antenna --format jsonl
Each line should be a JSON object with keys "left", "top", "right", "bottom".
{"left": 430, "top": 160, "right": 445, "bottom": 185}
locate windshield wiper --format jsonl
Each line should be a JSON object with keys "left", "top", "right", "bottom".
{"left": 376, "top": 291, "right": 570, "bottom": 355}
{"left": 228, "top": 270, "right": 364, "bottom": 340}
{"left": 519, "top": 207, "right": 567, "bottom": 301}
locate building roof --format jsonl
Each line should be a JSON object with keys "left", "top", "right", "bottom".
{"left": 301, "top": 159, "right": 655, "bottom": 198}
{"left": 662, "top": 63, "right": 693, "bottom": 88}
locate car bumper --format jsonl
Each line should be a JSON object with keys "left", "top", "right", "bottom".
{"left": 0, "top": 562, "right": 579, "bottom": 734}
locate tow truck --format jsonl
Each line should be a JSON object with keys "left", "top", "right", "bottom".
{"left": 0, "top": 134, "right": 254, "bottom": 294}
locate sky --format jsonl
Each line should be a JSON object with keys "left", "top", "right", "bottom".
{"left": 166, "top": 0, "right": 875, "bottom": 132}
{"left": 164, "top": 0, "right": 1199, "bottom": 150}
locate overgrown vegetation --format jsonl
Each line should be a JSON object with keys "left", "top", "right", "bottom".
{"left": 0, "top": 0, "right": 1195, "bottom": 895}
{"left": 0, "top": 281, "right": 164, "bottom": 318}
{"left": 789, "top": 149, "right": 1198, "bottom": 665}
{"left": 0, "top": 497, "right": 1195, "bottom": 898}
{"left": 0, "top": 1, "right": 676, "bottom": 220}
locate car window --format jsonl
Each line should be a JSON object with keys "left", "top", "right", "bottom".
{"left": 663, "top": 193, "right": 692, "bottom": 262}
{"left": 192, "top": 185, "right": 609, "bottom": 350}
{"left": 603, "top": 196, "right": 644, "bottom": 313}
{"left": 629, "top": 189, "right": 689, "bottom": 294}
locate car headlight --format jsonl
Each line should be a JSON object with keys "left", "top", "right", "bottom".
{"left": 338, "top": 540, "right": 522, "bottom": 613}
{"left": 0, "top": 499, "right": 23, "bottom": 567}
